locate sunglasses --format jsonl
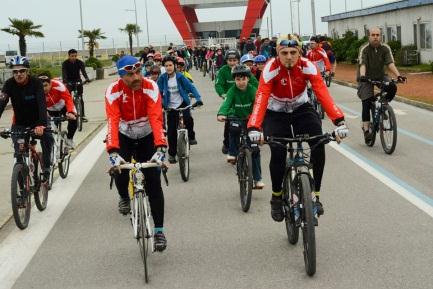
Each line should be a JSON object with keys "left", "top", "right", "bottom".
{"left": 279, "top": 39, "right": 299, "bottom": 48}
{"left": 119, "top": 62, "right": 142, "bottom": 72}
{"left": 12, "top": 68, "right": 28, "bottom": 74}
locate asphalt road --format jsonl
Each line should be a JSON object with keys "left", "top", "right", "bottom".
{"left": 1, "top": 69, "right": 432, "bottom": 289}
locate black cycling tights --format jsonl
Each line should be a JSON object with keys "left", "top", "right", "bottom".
{"left": 114, "top": 133, "right": 165, "bottom": 228}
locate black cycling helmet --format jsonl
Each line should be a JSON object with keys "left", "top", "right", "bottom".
{"left": 225, "top": 49, "right": 240, "bottom": 60}
{"left": 231, "top": 64, "right": 251, "bottom": 78}
{"left": 162, "top": 55, "right": 177, "bottom": 66}
{"left": 310, "top": 36, "right": 319, "bottom": 43}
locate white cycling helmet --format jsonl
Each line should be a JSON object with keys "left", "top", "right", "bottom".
{"left": 9, "top": 55, "right": 30, "bottom": 68}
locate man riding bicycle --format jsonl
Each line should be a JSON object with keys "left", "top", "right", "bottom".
{"left": 105, "top": 56, "right": 168, "bottom": 251}
{"left": 357, "top": 27, "right": 406, "bottom": 143}
{"left": 62, "top": 49, "right": 91, "bottom": 122}
{"left": 306, "top": 36, "right": 331, "bottom": 76}
{"left": 0, "top": 56, "right": 54, "bottom": 182}
{"left": 38, "top": 73, "right": 77, "bottom": 149}
{"left": 247, "top": 37, "right": 348, "bottom": 222}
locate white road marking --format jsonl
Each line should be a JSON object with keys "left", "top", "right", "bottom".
{"left": 0, "top": 126, "right": 106, "bottom": 289}
{"left": 393, "top": 108, "right": 407, "bottom": 115}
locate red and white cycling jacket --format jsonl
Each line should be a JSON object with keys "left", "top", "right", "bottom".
{"left": 247, "top": 57, "right": 344, "bottom": 130}
{"left": 306, "top": 47, "right": 331, "bottom": 73}
{"left": 105, "top": 77, "right": 167, "bottom": 152}
{"left": 46, "top": 79, "right": 76, "bottom": 113}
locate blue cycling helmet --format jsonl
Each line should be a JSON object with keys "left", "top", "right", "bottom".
{"left": 254, "top": 55, "right": 267, "bottom": 63}
{"left": 9, "top": 55, "right": 30, "bottom": 68}
{"left": 240, "top": 54, "right": 254, "bottom": 64}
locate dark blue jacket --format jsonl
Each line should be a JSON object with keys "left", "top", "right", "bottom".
{"left": 157, "top": 72, "right": 202, "bottom": 108}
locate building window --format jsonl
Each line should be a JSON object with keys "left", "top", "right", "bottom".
{"left": 379, "top": 28, "right": 386, "bottom": 42}
{"left": 364, "top": 25, "right": 369, "bottom": 37}
{"left": 386, "top": 26, "right": 401, "bottom": 42}
{"left": 414, "top": 23, "right": 432, "bottom": 49}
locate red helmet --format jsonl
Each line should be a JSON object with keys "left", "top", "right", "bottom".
{"left": 154, "top": 52, "right": 162, "bottom": 61}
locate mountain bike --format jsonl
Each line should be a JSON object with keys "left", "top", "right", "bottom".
{"left": 365, "top": 79, "right": 401, "bottom": 154}
{"left": 266, "top": 132, "right": 336, "bottom": 276}
{"left": 210, "top": 59, "right": 217, "bottom": 81}
{"left": 0, "top": 128, "right": 51, "bottom": 229}
{"left": 109, "top": 160, "right": 168, "bottom": 283}
{"left": 48, "top": 116, "right": 72, "bottom": 187}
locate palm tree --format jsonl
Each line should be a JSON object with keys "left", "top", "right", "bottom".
{"left": 78, "top": 28, "right": 107, "bottom": 58}
{"left": 1, "top": 18, "right": 44, "bottom": 56}
{"left": 120, "top": 24, "right": 142, "bottom": 55}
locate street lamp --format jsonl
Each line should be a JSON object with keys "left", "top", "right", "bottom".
{"left": 79, "top": 0, "right": 84, "bottom": 51}
{"left": 125, "top": 0, "right": 140, "bottom": 50}
{"left": 311, "top": 0, "right": 316, "bottom": 35}
{"left": 144, "top": 0, "right": 150, "bottom": 45}
{"left": 289, "top": 0, "right": 294, "bottom": 33}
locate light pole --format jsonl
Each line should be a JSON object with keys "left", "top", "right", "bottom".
{"left": 311, "top": 0, "right": 316, "bottom": 35}
{"left": 329, "top": 0, "right": 332, "bottom": 15}
{"left": 79, "top": 0, "right": 84, "bottom": 51}
{"left": 297, "top": 0, "right": 301, "bottom": 36}
{"left": 345, "top": 0, "right": 347, "bottom": 12}
{"left": 125, "top": 0, "right": 140, "bottom": 51}
{"left": 144, "top": 0, "right": 150, "bottom": 45}
{"left": 289, "top": 0, "right": 294, "bottom": 33}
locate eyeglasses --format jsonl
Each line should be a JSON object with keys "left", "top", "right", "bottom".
{"left": 279, "top": 39, "right": 299, "bottom": 48}
{"left": 12, "top": 68, "right": 28, "bottom": 75}
{"left": 118, "top": 62, "right": 142, "bottom": 73}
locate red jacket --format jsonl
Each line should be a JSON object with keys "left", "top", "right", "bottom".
{"left": 105, "top": 77, "right": 167, "bottom": 152}
{"left": 46, "top": 79, "right": 75, "bottom": 113}
{"left": 247, "top": 57, "right": 344, "bottom": 130}
{"left": 306, "top": 47, "right": 331, "bottom": 72}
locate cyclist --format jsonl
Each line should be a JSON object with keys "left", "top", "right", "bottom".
{"left": 253, "top": 55, "right": 267, "bottom": 80}
{"left": 38, "top": 73, "right": 77, "bottom": 149}
{"left": 240, "top": 54, "right": 257, "bottom": 76}
{"left": 247, "top": 37, "right": 348, "bottom": 222}
{"left": 149, "top": 65, "right": 161, "bottom": 82}
{"left": 153, "top": 53, "right": 165, "bottom": 74}
{"left": 319, "top": 36, "right": 336, "bottom": 76}
{"left": 306, "top": 36, "right": 331, "bottom": 77}
{"left": 105, "top": 56, "right": 168, "bottom": 251}
{"left": 217, "top": 64, "right": 264, "bottom": 189}
{"left": 0, "top": 56, "right": 54, "bottom": 182}
{"left": 142, "top": 60, "right": 153, "bottom": 77}
{"left": 215, "top": 50, "right": 258, "bottom": 154}
{"left": 357, "top": 27, "right": 405, "bottom": 143}
{"left": 176, "top": 57, "right": 193, "bottom": 83}
{"left": 62, "top": 49, "right": 91, "bottom": 122}
{"left": 157, "top": 55, "right": 203, "bottom": 164}
{"left": 214, "top": 47, "right": 225, "bottom": 72}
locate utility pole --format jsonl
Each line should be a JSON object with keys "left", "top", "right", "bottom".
{"left": 311, "top": 0, "right": 316, "bottom": 35}
{"left": 297, "top": 0, "right": 301, "bottom": 36}
{"left": 79, "top": 0, "right": 84, "bottom": 51}
{"left": 345, "top": 0, "right": 347, "bottom": 12}
{"left": 289, "top": 0, "right": 294, "bottom": 33}
{"left": 329, "top": 0, "right": 332, "bottom": 15}
{"left": 145, "top": 0, "right": 150, "bottom": 45}
{"left": 133, "top": 0, "right": 140, "bottom": 49}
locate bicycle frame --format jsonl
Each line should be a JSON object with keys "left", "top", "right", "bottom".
{"left": 368, "top": 80, "right": 394, "bottom": 133}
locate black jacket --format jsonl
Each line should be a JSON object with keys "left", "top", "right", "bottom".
{"left": 62, "top": 59, "right": 89, "bottom": 82}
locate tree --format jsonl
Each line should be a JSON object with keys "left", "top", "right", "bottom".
{"left": 1, "top": 18, "right": 44, "bottom": 56}
{"left": 78, "top": 28, "right": 107, "bottom": 58}
{"left": 120, "top": 24, "right": 142, "bottom": 55}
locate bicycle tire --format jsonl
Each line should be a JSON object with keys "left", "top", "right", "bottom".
{"left": 299, "top": 173, "right": 316, "bottom": 276}
{"left": 137, "top": 193, "right": 150, "bottom": 283}
{"left": 317, "top": 103, "right": 325, "bottom": 120}
{"left": 202, "top": 62, "right": 207, "bottom": 77}
{"left": 74, "top": 97, "right": 83, "bottom": 132}
{"left": 326, "top": 74, "right": 332, "bottom": 87}
{"left": 34, "top": 152, "right": 48, "bottom": 211}
{"left": 283, "top": 170, "right": 299, "bottom": 245}
{"left": 366, "top": 104, "right": 377, "bottom": 147}
{"left": 238, "top": 149, "right": 253, "bottom": 212}
{"left": 380, "top": 104, "right": 397, "bottom": 154}
{"left": 11, "top": 163, "right": 31, "bottom": 229}
{"left": 58, "top": 136, "right": 70, "bottom": 178}
{"left": 177, "top": 132, "right": 190, "bottom": 182}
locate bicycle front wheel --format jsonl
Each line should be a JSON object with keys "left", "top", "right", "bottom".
{"left": 325, "top": 75, "right": 332, "bottom": 87}
{"left": 58, "top": 136, "right": 70, "bottom": 178}
{"left": 74, "top": 97, "right": 83, "bottom": 132}
{"left": 299, "top": 173, "right": 316, "bottom": 276}
{"left": 177, "top": 132, "right": 190, "bottom": 182}
{"left": 34, "top": 152, "right": 48, "bottom": 211}
{"left": 283, "top": 171, "right": 299, "bottom": 245}
{"left": 11, "top": 163, "right": 31, "bottom": 229}
{"left": 380, "top": 104, "right": 397, "bottom": 154}
{"left": 137, "top": 193, "right": 150, "bottom": 283}
{"left": 238, "top": 149, "right": 253, "bottom": 212}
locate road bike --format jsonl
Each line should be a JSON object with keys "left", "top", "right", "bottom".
{"left": 266, "top": 132, "right": 335, "bottom": 276}
{"left": 109, "top": 160, "right": 168, "bottom": 283}
{"left": 1, "top": 128, "right": 51, "bottom": 229}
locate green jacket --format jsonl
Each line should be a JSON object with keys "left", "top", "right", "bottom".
{"left": 214, "top": 64, "right": 258, "bottom": 97}
{"left": 217, "top": 84, "right": 257, "bottom": 118}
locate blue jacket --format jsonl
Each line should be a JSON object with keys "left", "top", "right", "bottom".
{"left": 157, "top": 72, "right": 202, "bottom": 108}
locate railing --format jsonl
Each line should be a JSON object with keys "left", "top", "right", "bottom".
{"left": 183, "top": 37, "right": 238, "bottom": 49}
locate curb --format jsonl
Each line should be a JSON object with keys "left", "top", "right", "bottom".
{"left": 332, "top": 79, "right": 433, "bottom": 112}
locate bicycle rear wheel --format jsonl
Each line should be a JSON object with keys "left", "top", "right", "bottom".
{"left": 177, "top": 132, "right": 190, "bottom": 182}
{"left": 380, "top": 104, "right": 397, "bottom": 154}
{"left": 74, "top": 97, "right": 83, "bottom": 132}
{"left": 283, "top": 171, "right": 299, "bottom": 245}
{"left": 325, "top": 74, "right": 332, "bottom": 87}
{"left": 11, "top": 163, "right": 31, "bottom": 229}
{"left": 137, "top": 193, "right": 150, "bottom": 283}
{"left": 34, "top": 152, "right": 48, "bottom": 211}
{"left": 299, "top": 173, "right": 316, "bottom": 276}
{"left": 238, "top": 149, "right": 253, "bottom": 212}
{"left": 58, "top": 134, "right": 71, "bottom": 178}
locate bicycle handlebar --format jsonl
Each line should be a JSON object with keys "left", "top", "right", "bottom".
{"left": 48, "top": 116, "right": 68, "bottom": 122}
{"left": 165, "top": 102, "right": 201, "bottom": 112}
{"left": 109, "top": 161, "right": 169, "bottom": 187}
{"left": 367, "top": 78, "right": 404, "bottom": 85}
{"left": 266, "top": 133, "right": 336, "bottom": 152}
{"left": 0, "top": 128, "right": 53, "bottom": 139}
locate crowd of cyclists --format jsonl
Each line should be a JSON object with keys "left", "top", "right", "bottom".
{"left": 0, "top": 27, "right": 408, "bottom": 258}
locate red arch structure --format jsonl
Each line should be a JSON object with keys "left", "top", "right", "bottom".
{"left": 161, "top": 0, "right": 267, "bottom": 43}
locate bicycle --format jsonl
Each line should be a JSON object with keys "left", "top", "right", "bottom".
{"left": 68, "top": 81, "right": 85, "bottom": 132}
{"left": 307, "top": 87, "right": 324, "bottom": 120}
{"left": 226, "top": 117, "right": 258, "bottom": 212}
{"left": 321, "top": 71, "right": 332, "bottom": 87}
{"left": 365, "top": 79, "right": 401, "bottom": 154}
{"left": 48, "top": 116, "right": 72, "bottom": 187}
{"left": 266, "top": 132, "right": 336, "bottom": 276}
{"left": 109, "top": 160, "right": 168, "bottom": 283}
{"left": 210, "top": 59, "right": 217, "bottom": 82}
{"left": 166, "top": 102, "right": 199, "bottom": 182}
{"left": 202, "top": 58, "right": 208, "bottom": 77}
{"left": 0, "top": 128, "right": 52, "bottom": 229}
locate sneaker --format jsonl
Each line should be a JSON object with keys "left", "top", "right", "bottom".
{"left": 221, "top": 145, "right": 228, "bottom": 155}
{"left": 82, "top": 117, "right": 88, "bottom": 123}
{"left": 363, "top": 128, "right": 374, "bottom": 144}
{"left": 189, "top": 139, "right": 198, "bottom": 145}
{"left": 154, "top": 232, "right": 167, "bottom": 252}
{"left": 270, "top": 197, "right": 284, "bottom": 222}
{"left": 65, "top": 138, "right": 75, "bottom": 149}
{"left": 254, "top": 181, "right": 265, "bottom": 190}
{"left": 168, "top": 155, "right": 177, "bottom": 164}
{"left": 41, "top": 169, "right": 50, "bottom": 183}
{"left": 226, "top": 155, "right": 236, "bottom": 163}
{"left": 118, "top": 198, "right": 130, "bottom": 215}
{"left": 315, "top": 199, "right": 324, "bottom": 216}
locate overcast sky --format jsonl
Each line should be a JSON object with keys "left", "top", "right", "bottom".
{"left": 0, "top": 0, "right": 397, "bottom": 52}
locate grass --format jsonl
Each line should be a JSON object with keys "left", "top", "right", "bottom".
{"left": 398, "top": 63, "right": 432, "bottom": 73}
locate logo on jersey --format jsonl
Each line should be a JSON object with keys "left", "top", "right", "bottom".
{"left": 281, "top": 78, "right": 287, "bottom": 86}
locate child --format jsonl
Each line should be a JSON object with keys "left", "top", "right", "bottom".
{"left": 217, "top": 64, "right": 264, "bottom": 189}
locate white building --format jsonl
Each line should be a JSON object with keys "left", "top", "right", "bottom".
{"left": 322, "top": 0, "right": 433, "bottom": 63}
